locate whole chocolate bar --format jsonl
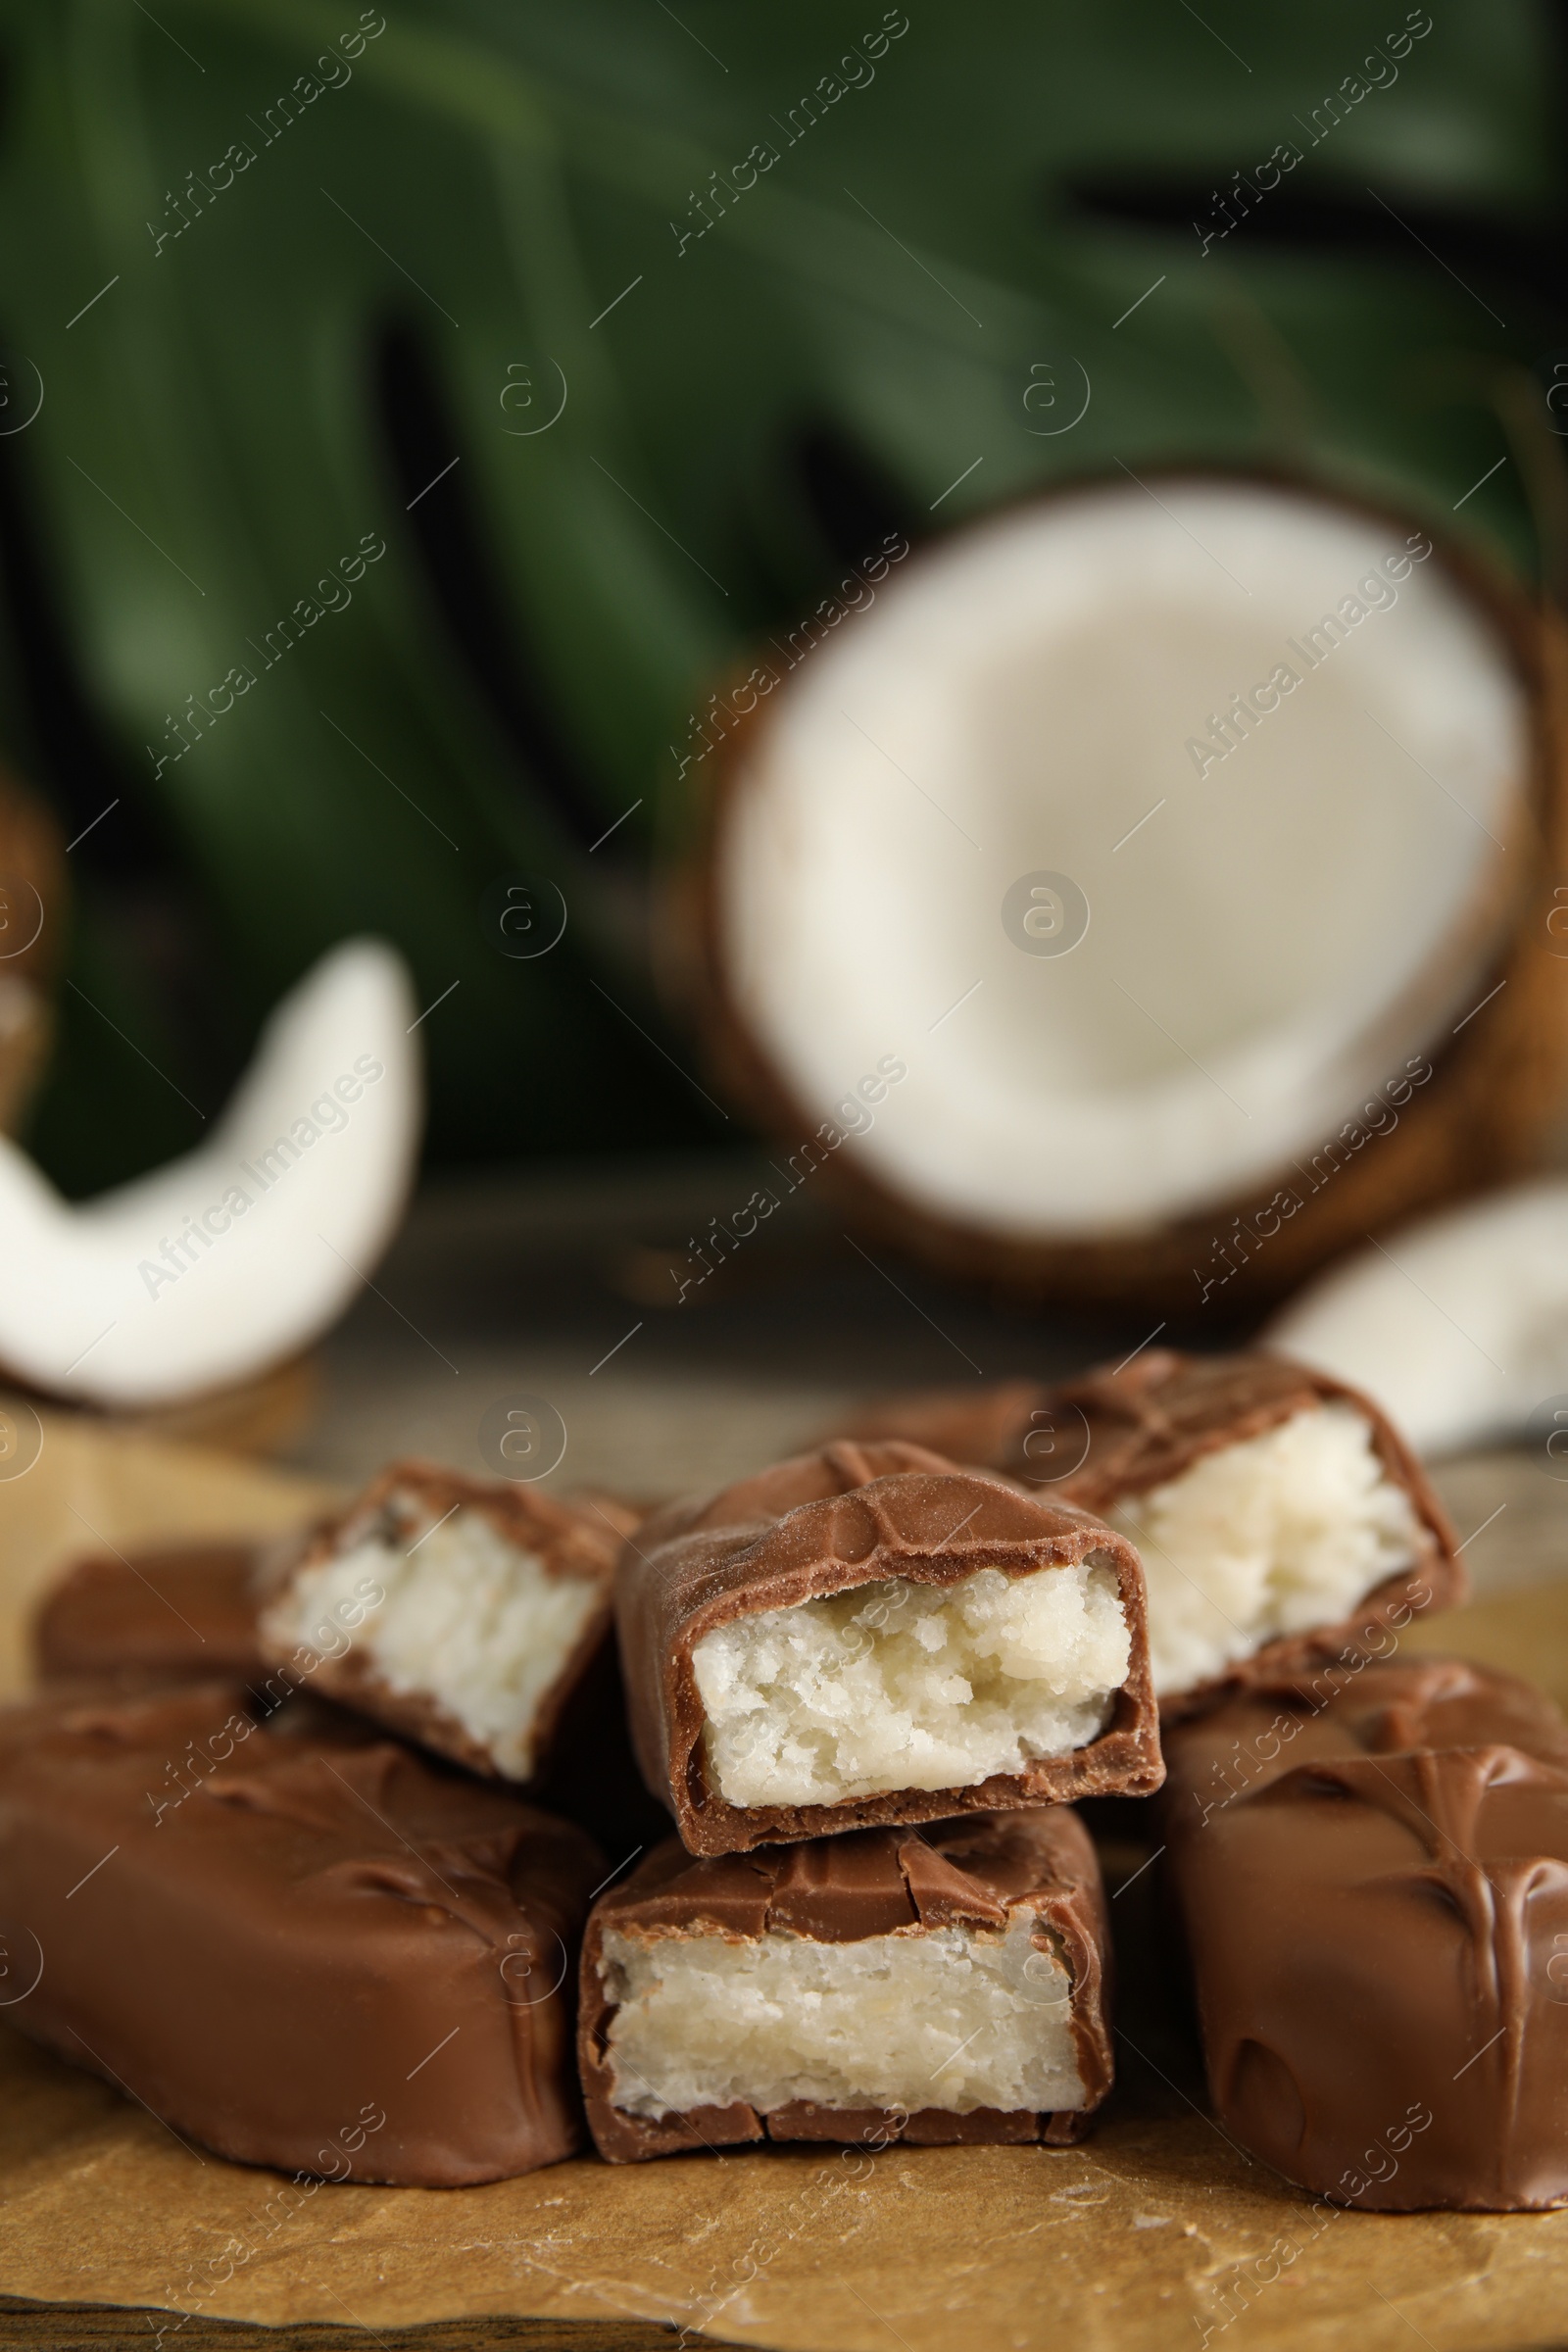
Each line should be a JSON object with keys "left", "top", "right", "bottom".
{"left": 0, "top": 1683, "right": 602, "bottom": 2185}
{"left": 615, "top": 1440, "right": 1160, "bottom": 1856}
{"left": 834, "top": 1351, "right": 1461, "bottom": 1716}
{"left": 1163, "top": 1656, "right": 1568, "bottom": 2210}
{"left": 579, "top": 1806, "right": 1111, "bottom": 2161}
{"left": 33, "top": 1541, "right": 271, "bottom": 1687}
{"left": 257, "top": 1462, "right": 624, "bottom": 1782}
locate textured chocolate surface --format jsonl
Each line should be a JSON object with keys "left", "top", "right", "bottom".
{"left": 579, "top": 1806, "right": 1111, "bottom": 2161}
{"left": 33, "top": 1543, "right": 269, "bottom": 1687}
{"left": 0, "top": 1683, "right": 602, "bottom": 2185}
{"left": 835, "top": 1351, "right": 1462, "bottom": 1715}
{"left": 1163, "top": 1656, "right": 1568, "bottom": 2210}
{"left": 257, "top": 1461, "right": 620, "bottom": 1782}
{"left": 616, "top": 1440, "right": 1160, "bottom": 1855}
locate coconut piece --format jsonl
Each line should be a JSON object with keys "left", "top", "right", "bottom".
{"left": 257, "top": 1462, "right": 622, "bottom": 1783}
{"left": 1265, "top": 1178, "right": 1568, "bottom": 1455}
{"left": 578, "top": 1808, "right": 1111, "bottom": 2160}
{"left": 830, "top": 1350, "right": 1461, "bottom": 1714}
{"left": 0, "top": 938, "right": 420, "bottom": 1407}
{"left": 615, "top": 1440, "right": 1160, "bottom": 1855}
{"left": 677, "top": 473, "right": 1568, "bottom": 1307}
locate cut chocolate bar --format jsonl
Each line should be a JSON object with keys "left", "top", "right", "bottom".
{"left": 0, "top": 1682, "right": 601, "bottom": 2185}
{"left": 257, "top": 1462, "right": 623, "bottom": 1781}
{"left": 615, "top": 1440, "right": 1160, "bottom": 1855}
{"left": 1163, "top": 1656, "right": 1568, "bottom": 2211}
{"left": 32, "top": 1541, "right": 271, "bottom": 1687}
{"left": 579, "top": 1807, "right": 1111, "bottom": 2160}
{"left": 834, "top": 1352, "right": 1460, "bottom": 1715}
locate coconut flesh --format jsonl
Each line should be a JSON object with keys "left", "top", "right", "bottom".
{"left": 717, "top": 479, "right": 1525, "bottom": 1245}
{"left": 1268, "top": 1180, "right": 1568, "bottom": 1455}
{"left": 0, "top": 938, "right": 420, "bottom": 1407}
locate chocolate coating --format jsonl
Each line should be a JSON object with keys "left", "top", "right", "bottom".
{"left": 257, "top": 1461, "right": 620, "bottom": 1783}
{"left": 615, "top": 1440, "right": 1160, "bottom": 1855}
{"left": 32, "top": 1543, "right": 270, "bottom": 1687}
{"left": 579, "top": 1806, "right": 1111, "bottom": 2161}
{"left": 1163, "top": 1657, "right": 1568, "bottom": 2210}
{"left": 834, "top": 1351, "right": 1462, "bottom": 1716}
{"left": 0, "top": 1683, "right": 602, "bottom": 2185}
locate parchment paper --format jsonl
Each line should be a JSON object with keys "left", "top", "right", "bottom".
{"left": 3, "top": 1406, "right": 1567, "bottom": 2352}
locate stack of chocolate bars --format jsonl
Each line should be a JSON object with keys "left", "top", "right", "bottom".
{"left": 8, "top": 1348, "right": 1568, "bottom": 2211}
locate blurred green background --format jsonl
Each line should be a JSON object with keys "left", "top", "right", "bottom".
{"left": 0, "top": 0, "right": 1557, "bottom": 1195}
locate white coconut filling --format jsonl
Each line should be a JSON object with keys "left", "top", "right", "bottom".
{"left": 601, "top": 1909, "right": 1082, "bottom": 2119}
{"left": 1108, "top": 1402, "right": 1423, "bottom": 1698}
{"left": 690, "top": 1562, "right": 1131, "bottom": 1808}
{"left": 269, "top": 1501, "right": 601, "bottom": 1776}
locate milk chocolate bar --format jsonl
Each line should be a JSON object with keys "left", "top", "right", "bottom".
{"left": 33, "top": 1541, "right": 271, "bottom": 1687}
{"left": 1163, "top": 1657, "right": 1568, "bottom": 2210}
{"left": 257, "top": 1462, "right": 623, "bottom": 1782}
{"left": 836, "top": 1352, "right": 1460, "bottom": 1716}
{"left": 579, "top": 1807, "right": 1111, "bottom": 2161}
{"left": 0, "top": 1682, "right": 601, "bottom": 2184}
{"left": 615, "top": 1440, "right": 1159, "bottom": 1856}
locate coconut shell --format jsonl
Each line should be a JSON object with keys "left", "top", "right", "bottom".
{"left": 669, "top": 468, "right": 1568, "bottom": 1309}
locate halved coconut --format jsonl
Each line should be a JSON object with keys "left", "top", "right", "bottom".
{"left": 0, "top": 938, "right": 421, "bottom": 1408}
{"left": 676, "top": 474, "right": 1568, "bottom": 1305}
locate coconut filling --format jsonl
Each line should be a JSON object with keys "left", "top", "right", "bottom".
{"left": 1108, "top": 1401, "right": 1425, "bottom": 1699}
{"left": 600, "top": 1908, "right": 1083, "bottom": 2120}
{"left": 690, "top": 1561, "right": 1131, "bottom": 1808}
{"left": 266, "top": 1500, "right": 602, "bottom": 1777}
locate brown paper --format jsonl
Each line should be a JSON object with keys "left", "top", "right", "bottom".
{"left": 4, "top": 1411, "right": 1568, "bottom": 2350}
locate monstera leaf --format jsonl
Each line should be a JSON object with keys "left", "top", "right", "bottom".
{"left": 0, "top": 0, "right": 1555, "bottom": 1191}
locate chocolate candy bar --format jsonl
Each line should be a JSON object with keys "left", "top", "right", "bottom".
{"left": 0, "top": 1682, "right": 601, "bottom": 2184}
{"left": 579, "top": 1807, "right": 1111, "bottom": 2160}
{"left": 837, "top": 1352, "right": 1460, "bottom": 1716}
{"left": 257, "top": 1462, "right": 623, "bottom": 1781}
{"left": 32, "top": 1541, "right": 271, "bottom": 1687}
{"left": 615, "top": 1440, "right": 1159, "bottom": 1855}
{"left": 1163, "top": 1657, "right": 1568, "bottom": 2210}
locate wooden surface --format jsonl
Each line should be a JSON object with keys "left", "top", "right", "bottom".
{"left": 0, "top": 2303, "right": 701, "bottom": 2350}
